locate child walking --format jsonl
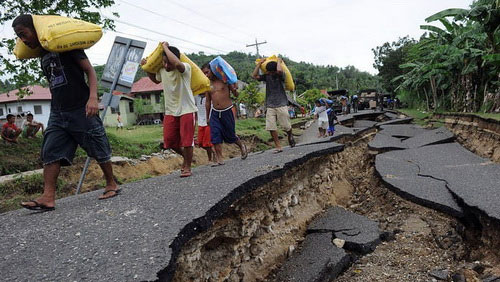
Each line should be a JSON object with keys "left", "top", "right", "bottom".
{"left": 201, "top": 63, "right": 247, "bottom": 166}
{"left": 195, "top": 93, "right": 215, "bottom": 163}
{"left": 141, "top": 42, "right": 197, "bottom": 177}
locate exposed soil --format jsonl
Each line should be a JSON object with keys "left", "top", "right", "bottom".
{"left": 167, "top": 127, "right": 500, "bottom": 282}
{"left": 444, "top": 121, "right": 500, "bottom": 163}
{"left": 335, "top": 145, "right": 500, "bottom": 282}
{"left": 60, "top": 137, "right": 261, "bottom": 194}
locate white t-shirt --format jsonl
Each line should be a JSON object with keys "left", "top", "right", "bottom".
{"left": 156, "top": 63, "right": 197, "bottom": 116}
{"left": 239, "top": 103, "right": 247, "bottom": 115}
{"left": 315, "top": 106, "right": 328, "bottom": 121}
{"left": 195, "top": 94, "right": 208, "bottom": 126}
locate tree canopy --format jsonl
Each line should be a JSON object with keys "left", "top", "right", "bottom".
{"left": 374, "top": 0, "right": 499, "bottom": 113}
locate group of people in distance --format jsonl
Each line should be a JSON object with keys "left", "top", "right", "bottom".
{"left": 1, "top": 113, "right": 44, "bottom": 143}
{"left": 12, "top": 14, "right": 296, "bottom": 211}
{"left": 313, "top": 98, "right": 341, "bottom": 138}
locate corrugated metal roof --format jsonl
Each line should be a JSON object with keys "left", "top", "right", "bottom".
{"left": 131, "top": 77, "right": 162, "bottom": 93}
{"left": 0, "top": 85, "right": 51, "bottom": 103}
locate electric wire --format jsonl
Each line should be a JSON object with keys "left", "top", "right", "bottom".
{"left": 163, "top": 0, "right": 256, "bottom": 38}
{"left": 119, "top": 0, "right": 246, "bottom": 47}
{"left": 108, "top": 17, "right": 229, "bottom": 53}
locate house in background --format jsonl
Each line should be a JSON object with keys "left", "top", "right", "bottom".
{"left": 0, "top": 85, "right": 51, "bottom": 127}
{"left": 130, "top": 77, "right": 164, "bottom": 124}
{"left": 100, "top": 94, "right": 136, "bottom": 127}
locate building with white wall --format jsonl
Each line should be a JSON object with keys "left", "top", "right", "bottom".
{"left": 0, "top": 85, "right": 51, "bottom": 127}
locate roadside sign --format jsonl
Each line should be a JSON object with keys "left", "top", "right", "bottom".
{"left": 101, "top": 36, "right": 146, "bottom": 93}
{"left": 77, "top": 36, "right": 146, "bottom": 194}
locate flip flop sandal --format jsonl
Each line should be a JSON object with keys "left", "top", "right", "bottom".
{"left": 273, "top": 149, "right": 283, "bottom": 154}
{"left": 211, "top": 162, "right": 225, "bottom": 167}
{"left": 98, "top": 189, "right": 121, "bottom": 200}
{"left": 241, "top": 144, "right": 248, "bottom": 160}
{"left": 180, "top": 171, "right": 192, "bottom": 178}
{"left": 20, "top": 200, "right": 55, "bottom": 211}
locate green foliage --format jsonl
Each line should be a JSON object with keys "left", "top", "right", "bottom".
{"left": 378, "top": 0, "right": 500, "bottom": 113}
{"left": 105, "top": 126, "right": 162, "bottom": 158}
{"left": 301, "top": 88, "right": 327, "bottom": 107}
{"left": 372, "top": 36, "right": 417, "bottom": 93}
{"left": 133, "top": 98, "right": 154, "bottom": 116}
{"left": 0, "top": 137, "right": 43, "bottom": 175}
{"left": 237, "top": 81, "right": 265, "bottom": 109}
{"left": 235, "top": 118, "right": 270, "bottom": 141}
{"left": 143, "top": 51, "right": 378, "bottom": 95}
{"left": 0, "top": 173, "right": 67, "bottom": 212}
{"left": 0, "top": 0, "right": 117, "bottom": 92}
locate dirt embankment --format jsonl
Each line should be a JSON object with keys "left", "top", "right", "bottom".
{"left": 63, "top": 137, "right": 261, "bottom": 194}
{"left": 434, "top": 113, "right": 500, "bottom": 162}
{"left": 166, "top": 131, "right": 499, "bottom": 282}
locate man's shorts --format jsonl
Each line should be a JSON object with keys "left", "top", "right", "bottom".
{"left": 197, "top": 125, "right": 212, "bottom": 148}
{"left": 209, "top": 107, "right": 238, "bottom": 144}
{"left": 266, "top": 106, "right": 291, "bottom": 131}
{"left": 327, "top": 125, "right": 335, "bottom": 135}
{"left": 163, "top": 113, "right": 195, "bottom": 149}
{"left": 41, "top": 107, "right": 111, "bottom": 166}
{"left": 318, "top": 120, "right": 329, "bottom": 130}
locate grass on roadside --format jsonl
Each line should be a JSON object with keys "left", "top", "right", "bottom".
{"left": 0, "top": 173, "right": 69, "bottom": 213}
{"left": 0, "top": 137, "right": 43, "bottom": 176}
{"left": 235, "top": 117, "right": 307, "bottom": 142}
{"left": 398, "top": 108, "right": 500, "bottom": 127}
{"left": 105, "top": 125, "right": 163, "bottom": 159}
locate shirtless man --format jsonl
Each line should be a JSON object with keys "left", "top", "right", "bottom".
{"left": 202, "top": 63, "right": 247, "bottom": 166}
{"left": 23, "top": 113, "right": 44, "bottom": 138}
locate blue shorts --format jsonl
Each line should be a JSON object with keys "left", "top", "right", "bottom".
{"left": 41, "top": 107, "right": 112, "bottom": 166}
{"left": 209, "top": 107, "right": 239, "bottom": 144}
{"left": 327, "top": 126, "right": 335, "bottom": 134}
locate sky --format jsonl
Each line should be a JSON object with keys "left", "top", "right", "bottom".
{"left": 1, "top": 0, "right": 474, "bottom": 75}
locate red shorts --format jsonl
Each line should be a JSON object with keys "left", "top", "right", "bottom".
{"left": 163, "top": 113, "right": 195, "bottom": 149}
{"left": 197, "top": 126, "right": 212, "bottom": 148}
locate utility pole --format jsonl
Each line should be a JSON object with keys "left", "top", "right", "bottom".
{"left": 335, "top": 74, "right": 339, "bottom": 90}
{"left": 246, "top": 38, "right": 267, "bottom": 57}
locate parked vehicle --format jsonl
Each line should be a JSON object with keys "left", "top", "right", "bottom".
{"left": 327, "top": 89, "right": 348, "bottom": 114}
{"left": 358, "top": 89, "right": 378, "bottom": 110}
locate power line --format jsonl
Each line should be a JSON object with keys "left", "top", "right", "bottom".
{"left": 113, "top": 30, "right": 210, "bottom": 54}
{"left": 119, "top": 0, "right": 246, "bottom": 47}
{"left": 163, "top": 0, "right": 256, "bottom": 38}
{"left": 109, "top": 17, "right": 229, "bottom": 53}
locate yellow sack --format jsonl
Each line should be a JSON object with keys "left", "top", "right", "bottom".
{"left": 13, "top": 38, "right": 43, "bottom": 59}
{"left": 141, "top": 43, "right": 210, "bottom": 95}
{"left": 256, "top": 55, "right": 295, "bottom": 91}
{"left": 33, "top": 15, "right": 102, "bottom": 52}
{"left": 141, "top": 43, "right": 164, "bottom": 74}
{"left": 14, "top": 15, "right": 102, "bottom": 59}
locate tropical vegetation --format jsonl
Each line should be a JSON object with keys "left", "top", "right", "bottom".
{"left": 374, "top": 0, "right": 499, "bottom": 113}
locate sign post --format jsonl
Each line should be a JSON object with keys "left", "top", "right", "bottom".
{"left": 76, "top": 36, "right": 146, "bottom": 194}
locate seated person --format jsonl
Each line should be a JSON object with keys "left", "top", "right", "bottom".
{"left": 22, "top": 113, "right": 44, "bottom": 138}
{"left": 2, "top": 114, "right": 22, "bottom": 143}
